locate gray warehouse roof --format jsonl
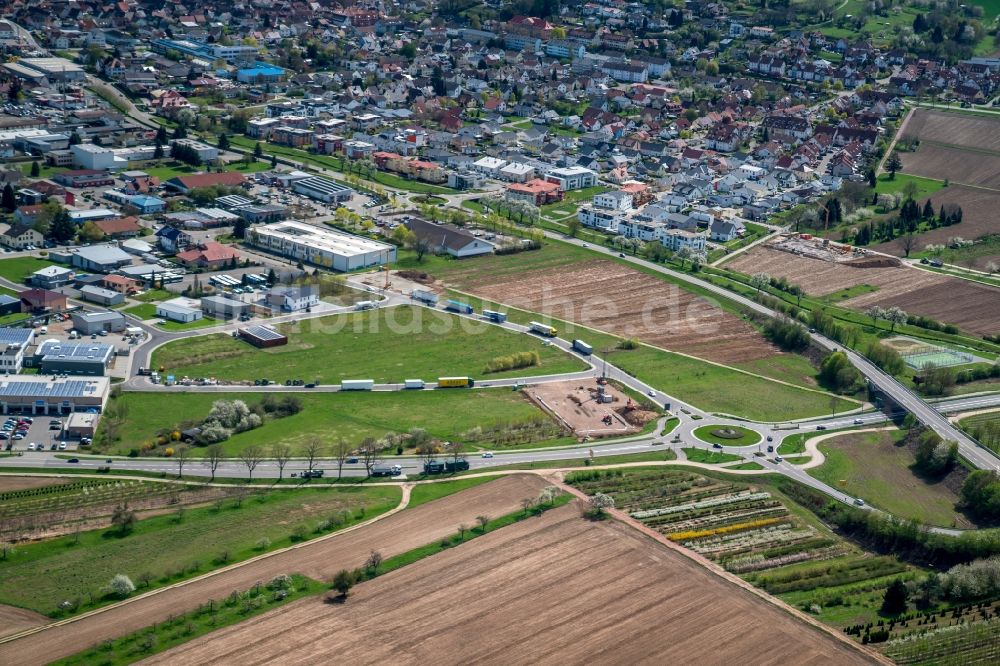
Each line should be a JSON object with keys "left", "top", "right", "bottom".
{"left": 74, "top": 244, "right": 132, "bottom": 265}
{"left": 72, "top": 311, "right": 126, "bottom": 325}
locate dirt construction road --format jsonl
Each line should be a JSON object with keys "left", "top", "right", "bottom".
{"left": 0, "top": 475, "right": 546, "bottom": 666}
{"left": 146, "top": 503, "right": 878, "bottom": 666}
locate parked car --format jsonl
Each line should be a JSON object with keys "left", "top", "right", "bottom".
{"left": 27, "top": 442, "right": 35, "bottom": 450}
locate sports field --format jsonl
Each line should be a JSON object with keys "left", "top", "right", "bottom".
{"left": 151, "top": 305, "right": 586, "bottom": 384}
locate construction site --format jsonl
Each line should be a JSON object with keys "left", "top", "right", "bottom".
{"left": 524, "top": 379, "right": 657, "bottom": 439}
{"left": 770, "top": 234, "right": 902, "bottom": 268}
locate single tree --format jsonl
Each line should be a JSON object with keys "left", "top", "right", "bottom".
{"left": 476, "top": 515, "right": 490, "bottom": 532}
{"left": 239, "top": 445, "right": 264, "bottom": 482}
{"left": 218, "top": 133, "right": 230, "bottom": 151}
{"left": 233, "top": 217, "right": 248, "bottom": 239}
{"left": 866, "top": 305, "right": 885, "bottom": 327}
{"left": 302, "top": 437, "right": 323, "bottom": 475}
{"left": 885, "top": 152, "right": 903, "bottom": 180}
{"left": 1, "top": 183, "right": 15, "bottom": 212}
{"left": 898, "top": 233, "right": 917, "bottom": 258}
{"left": 111, "top": 503, "right": 136, "bottom": 535}
{"left": 521, "top": 496, "right": 536, "bottom": 515}
{"left": 153, "top": 143, "right": 164, "bottom": 159}
{"left": 750, "top": 271, "right": 771, "bottom": 295}
{"left": 881, "top": 578, "right": 909, "bottom": 615}
{"left": 206, "top": 444, "right": 225, "bottom": 481}
{"left": 587, "top": 493, "right": 615, "bottom": 518}
{"left": 253, "top": 142, "right": 264, "bottom": 160}
{"left": 29, "top": 161, "right": 40, "bottom": 177}
{"left": 272, "top": 443, "right": 292, "bottom": 482}
{"left": 333, "top": 438, "right": 351, "bottom": 479}
{"left": 885, "top": 306, "right": 908, "bottom": 332}
{"left": 174, "top": 446, "right": 190, "bottom": 479}
{"left": 332, "top": 569, "right": 355, "bottom": 598}
{"left": 457, "top": 524, "right": 468, "bottom": 541}
{"left": 359, "top": 437, "right": 382, "bottom": 478}
{"left": 365, "top": 550, "right": 383, "bottom": 575}
{"left": 107, "top": 573, "right": 136, "bottom": 598}
{"left": 270, "top": 153, "right": 277, "bottom": 168}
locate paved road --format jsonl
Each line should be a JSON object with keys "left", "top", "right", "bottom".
{"left": 545, "top": 231, "right": 1000, "bottom": 472}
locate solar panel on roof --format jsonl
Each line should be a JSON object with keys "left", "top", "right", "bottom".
{"left": 242, "top": 326, "right": 286, "bottom": 342}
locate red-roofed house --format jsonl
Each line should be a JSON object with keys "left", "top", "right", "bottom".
{"left": 94, "top": 216, "right": 142, "bottom": 239}
{"left": 100, "top": 274, "right": 141, "bottom": 295}
{"left": 505, "top": 179, "right": 563, "bottom": 206}
{"left": 175, "top": 242, "right": 241, "bottom": 269}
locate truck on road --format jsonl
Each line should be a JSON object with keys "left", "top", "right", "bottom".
{"left": 437, "top": 376, "right": 474, "bottom": 388}
{"left": 572, "top": 339, "right": 593, "bottom": 355}
{"left": 404, "top": 379, "right": 426, "bottom": 389}
{"left": 411, "top": 289, "right": 438, "bottom": 305}
{"left": 355, "top": 300, "right": 377, "bottom": 311}
{"left": 341, "top": 379, "right": 375, "bottom": 391}
{"left": 445, "top": 299, "right": 474, "bottom": 314}
{"left": 482, "top": 309, "right": 507, "bottom": 323}
{"left": 371, "top": 464, "right": 402, "bottom": 477}
{"left": 423, "top": 459, "right": 470, "bottom": 474}
{"left": 529, "top": 321, "right": 557, "bottom": 337}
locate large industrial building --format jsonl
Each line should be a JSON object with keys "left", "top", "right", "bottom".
{"left": 33, "top": 340, "right": 115, "bottom": 376}
{"left": 290, "top": 176, "right": 354, "bottom": 203}
{"left": 0, "top": 375, "right": 110, "bottom": 415}
{"left": 249, "top": 220, "right": 395, "bottom": 271}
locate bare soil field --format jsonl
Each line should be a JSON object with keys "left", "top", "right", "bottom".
{"left": 726, "top": 246, "right": 1000, "bottom": 335}
{"left": 525, "top": 380, "right": 643, "bottom": 437}
{"left": 0, "top": 477, "right": 69, "bottom": 492}
{"left": 901, "top": 108, "right": 1000, "bottom": 153}
{"left": 0, "top": 475, "right": 546, "bottom": 666}
{"left": 146, "top": 504, "right": 876, "bottom": 666}
{"left": 0, "top": 605, "right": 47, "bottom": 640}
{"left": 873, "top": 184, "right": 1000, "bottom": 259}
{"left": 900, "top": 143, "right": 1000, "bottom": 190}
{"left": 449, "top": 260, "right": 779, "bottom": 365}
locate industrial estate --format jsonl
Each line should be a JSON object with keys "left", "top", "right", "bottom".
{"left": 1, "top": 0, "right": 1000, "bottom": 663}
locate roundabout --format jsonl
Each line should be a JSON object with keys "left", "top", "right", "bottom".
{"left": 692, "top": 424, "right": 762, "bottom": 447}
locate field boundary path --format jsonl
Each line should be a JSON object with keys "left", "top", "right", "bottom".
{"left": 878, "top": 105, "right": 914, "bottom": 175}
{"left": 552, "top": 476, "right": 894, "bottom": 665}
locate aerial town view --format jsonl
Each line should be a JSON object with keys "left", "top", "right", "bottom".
{"left": 1, "top": 0, "right": 1000, "bottom": 663}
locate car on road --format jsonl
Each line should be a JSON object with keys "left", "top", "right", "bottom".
{"left": 581, "top": 243, "right": 588, "bottom": 247}
{"left": 816, "top": 425, "right": 827, "bottom": 431}
{"left": 766, "top": 435, "right": 773, "bottom": 442}
{"left": 647, "top": 390, "right": 656, "bottom": 397}
{"left": 774, "top": 455, "right": 783, "bottom": 462}
{"left": 482, "top": 451, "right": 494, "bottom": 458}
{"left": 854, "top": 498, "right": 866, "bottom": 506}
{"left": 712, "top": 443, "right": 723, "bottom": 449}
{"left": 346, "top": 457, "right": 359, "bottom": 464}
{"left": 67, "top": 458, "right": 79, "bottom": 463}
{"left": 618, "top": 252, "right": 626, "bottom": 257}
{"left": 766, "top": 445, "right": 774, "bottom": 452}
{"left": 853, "top": 418, "right": 863, "bottom": 424}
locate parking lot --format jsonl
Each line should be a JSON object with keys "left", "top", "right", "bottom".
{"left": 1, "top": 415, "right": 79, "bottom": 454}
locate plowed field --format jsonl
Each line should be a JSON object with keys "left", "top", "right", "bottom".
{"left": 0, "top": 605, "right": 46, "bottom": 640}
{"left": 0, "top": 475, "right": 546, "bottom": 666}
{"left": 448, "top": 259, "right": 778, "bottom": 364}
{"left": 900, "top": 143, "right": 1000, "bottom": 190}
{"left": 901, "top": 108, "right": 1000, "bottom": 152}
{"left": 726, "top": 246, "right": 1000, "bottom": 335}
{"left": 146, "top": 504, "right": 877, "bottom": 666}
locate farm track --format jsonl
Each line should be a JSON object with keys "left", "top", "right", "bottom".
{"left": 447, "top": 259, "right": 780, "bottom": 365}
{"left": 0, "top": 475, "right": 546, "bottom": 666}
{"left": 144, "top": 502, "right": 883, "bottom": 666}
